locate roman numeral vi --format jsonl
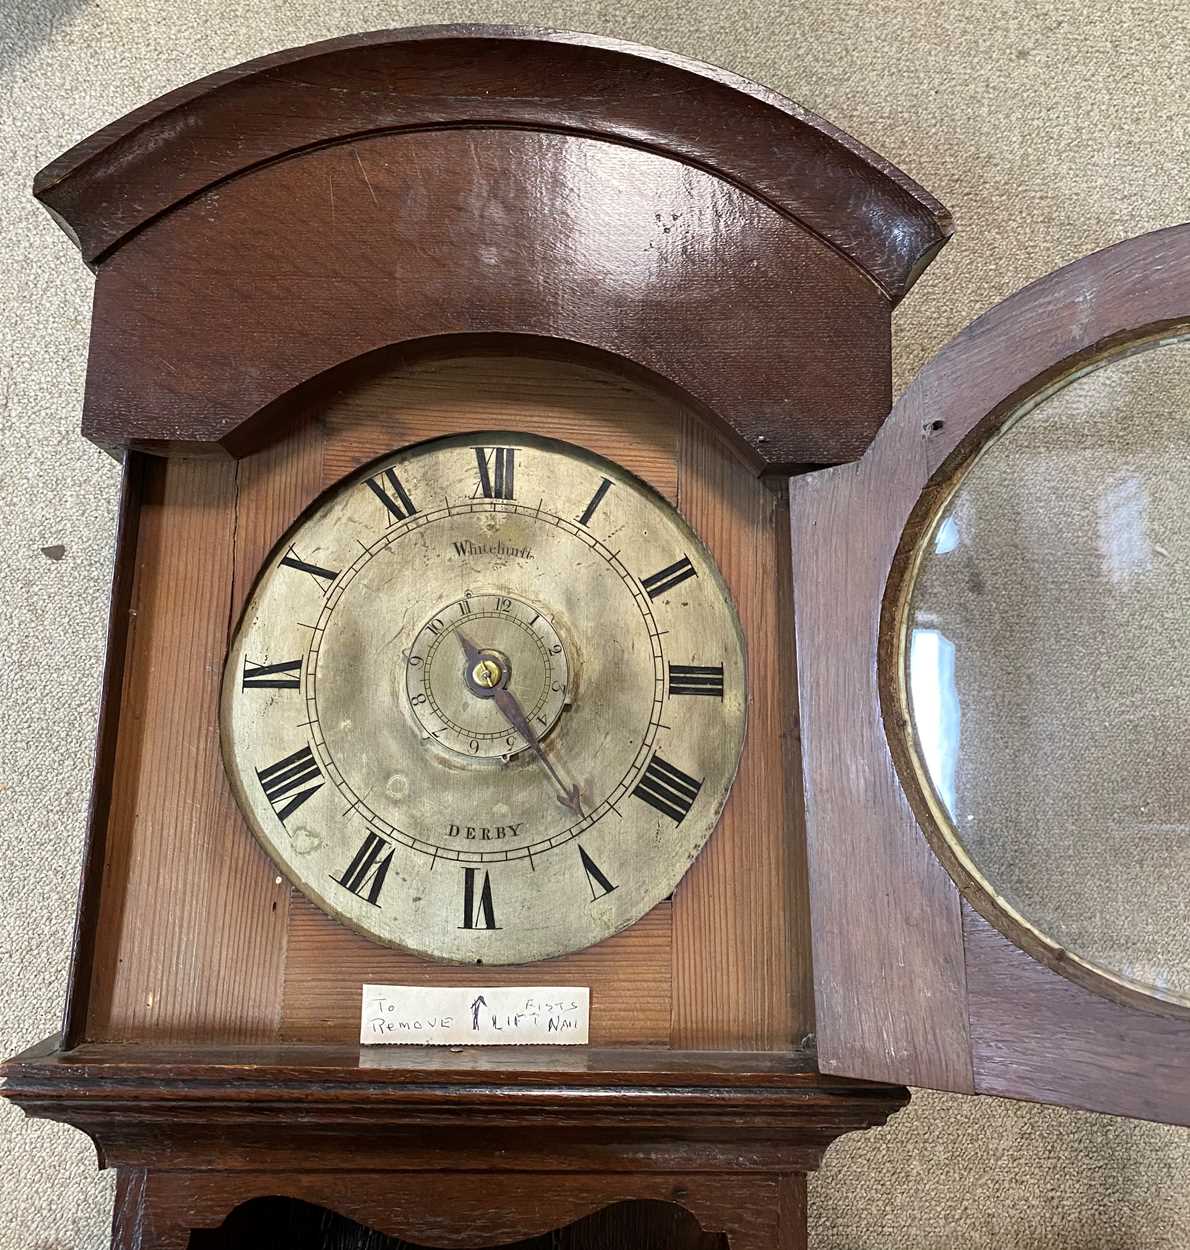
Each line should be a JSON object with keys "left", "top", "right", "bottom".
{"left": 461, "top": 867, "right": 498, "bottom": 929}
{"left": 632, "top": 754, "right": 703, "bottom": 824}
{"left": 256, "top": 745, "right": 324, "bottom": 823}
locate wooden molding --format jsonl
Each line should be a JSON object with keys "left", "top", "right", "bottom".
{"left": 36, "top": 24, "right": 950, "bottom": 304}
{"left": 35, "top": 26, "right": 952, "bottom": 470}
{"left": 3, "top": 1040, "right": 906, "bottom": 1178}
{"left": 4, "top": 1038, "right": 905, "bottom": 1247}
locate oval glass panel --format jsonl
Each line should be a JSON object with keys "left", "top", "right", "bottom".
{"left": 900, "top": 333, "right": 1190, "bottom": 1008}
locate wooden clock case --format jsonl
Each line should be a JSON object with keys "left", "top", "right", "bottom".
{"left": 0, "top": 22, "right": 965, "bottom": 1250}
{"left": 2, "top": 26, "right": 951, "bottom": 1250}
{"left": 10, "top": 21, "right": 1189, "bottom": 1250}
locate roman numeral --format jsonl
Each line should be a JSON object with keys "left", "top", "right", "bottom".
{"left": 333, "top": 832, "right": 395, "bottom": 906}
{"left": 641, "top": 555, "right": 697, "bottom": 600}
{"left": 256, "top": 745, "right": 324, "bottom": 823}
{"left": 578, "top": 845, "right": 616, "bottom": 900}
{"left": 668, "top": 663, "right": 724, "bottom": 698}
{"left": 632, "top": 754, "right": 703, "bottom": 824}
{"left": 280, "top": 546, "right": 339, "bottom": 589}
{"left": 578, "top": 477, "right": 613, "bottom": 526}
{"left": 242, "top": 656, "right": 302, "bottom": 690}
{"left": 474, "top": 446, "right": 515, "bottom": 499}
{"left": 365, "top": 467, "right": 418, "bottom": 522}
{"left": 461, "top": 867, "right": 497, "bottom": 929}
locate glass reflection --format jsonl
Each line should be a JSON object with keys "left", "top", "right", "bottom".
{"left": 908, "top": 628, "right": 959, "bottom": 814}
{"left": 903, "top": 334, "right": 1190, "bottom": 1006}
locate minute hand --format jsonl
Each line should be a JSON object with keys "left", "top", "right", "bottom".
{"left": 491, "top": 684, "right": 584, "bottom": 817}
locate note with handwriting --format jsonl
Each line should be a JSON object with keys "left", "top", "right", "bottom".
{"left": 360, "top": 985, "right": 590, "bottom": 1045}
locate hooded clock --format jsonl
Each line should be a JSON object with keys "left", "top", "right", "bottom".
{"left": 5, "top": 24, "right": 1189, "bottom": 1250}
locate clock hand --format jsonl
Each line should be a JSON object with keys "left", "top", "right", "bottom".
{"left": 455, "top": 629, "right": 584, "bottom": 817}
{"left": 491, "top": 685, "right": 584, "bottom": 817}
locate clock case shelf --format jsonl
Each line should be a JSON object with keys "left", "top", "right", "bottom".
{"left": 3, "top": 24, "right": 950, "bottom": 1250}
{"left": 4, "top": 1039, "right": 905, "bottom": 1249}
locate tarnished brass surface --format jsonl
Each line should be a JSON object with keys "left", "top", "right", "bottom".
{"left": 222, "top": 433, "right": 746, "bottom": 964}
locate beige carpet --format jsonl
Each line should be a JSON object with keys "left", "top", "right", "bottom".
{"left": 2, "top": 2, "right": 1188, "bottom": 1247}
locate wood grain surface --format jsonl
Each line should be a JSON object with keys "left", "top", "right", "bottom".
{"left": 86, "top": 457, "right": 289, "bottom": 1043}
{"left": 791, "top": 448, "right": 973, "bottom": 1091}
{"left": 280, "top": 896, "right": 672, "bottom": 1046}
{"left": 795, "top": 223, "right": 1190, "bottom": 1121}
{"left": 80, "top": 125, "right": 891, "bottom": 471}
{"left": 672, "top": 414, "right": 812, "bottom": 1050}
{"left": 34, "top": 25, "right": 949, "bottom": 304}
{"left": 965, "top": 905, "right": 1190, "bottom": 1124}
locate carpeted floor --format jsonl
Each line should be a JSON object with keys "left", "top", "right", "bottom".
{"left": 2, "top": 2, "right": 1188, "bottom": 1247}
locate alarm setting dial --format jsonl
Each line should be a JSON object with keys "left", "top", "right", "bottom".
{"left": 405, "top": 591, "right": 571, "bottom": 761}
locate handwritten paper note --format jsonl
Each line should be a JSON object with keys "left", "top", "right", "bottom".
{"left": 360, "top": 984, "right": 590, "bottom": 1046}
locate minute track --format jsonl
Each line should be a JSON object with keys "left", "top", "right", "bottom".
{"left": 303, "top": 500, "right": 666, "bottom": 864}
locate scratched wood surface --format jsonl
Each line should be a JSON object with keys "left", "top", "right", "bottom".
{"left": 36, "top": 26, "right": 949, "bottom": 306}
{"left": 79, "top": 123, "right": 893, "bottom": 472}
{"left": 81, "top": 354, "right": 808, "bottom": 1051}
{"left": 794, "top": 224, "right": 1190, "bottom": 1121}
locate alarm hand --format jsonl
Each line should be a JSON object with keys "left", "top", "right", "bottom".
{"left": 456, "top": 630, "right": 584, "bottom": 817}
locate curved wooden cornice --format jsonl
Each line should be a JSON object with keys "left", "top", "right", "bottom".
{"left": 35, "top": 24, "right": 951, "bottom": 303}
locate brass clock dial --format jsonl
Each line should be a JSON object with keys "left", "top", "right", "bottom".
{"left": 221, "top": 432, "right": 747, "bottom": 964}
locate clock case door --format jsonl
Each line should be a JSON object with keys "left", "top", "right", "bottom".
{"left": 794, "top": 223, "right": 1190, "bottom": 1126}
